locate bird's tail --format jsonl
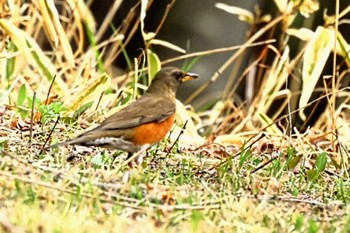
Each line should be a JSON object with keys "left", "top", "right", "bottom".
{"left": 50, "top": 132, "right": 95, "bottom": 148}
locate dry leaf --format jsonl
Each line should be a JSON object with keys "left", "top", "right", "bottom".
{"left": 300, "top": 26, "right": 334, "bottom": 120}
{"left": 215, "top": 3, "right": 254, "bottom": 24}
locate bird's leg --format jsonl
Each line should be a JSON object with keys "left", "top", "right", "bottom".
{"left": 126, "top": 152, "right": 134, "bottom": 168}
{"left": 126, "top": 152, "right": 133, "bottom": 160}
{"left": 125, "top": 150, "right": 146, "bottom": 168}
{"left": 122, "top": 151, "right": 145, "bottom": 184}
{"left": 121, "top": 152, "right": 133, "bottom": 184}
{"left": 135, "top": 151, "right": 145, "bottom": 166}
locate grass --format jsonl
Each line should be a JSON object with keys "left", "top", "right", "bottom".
{"left": 2, "top": 0, "right": 350, "bottom": 232}
{"left": 1, "top": 117, "right": 350, "bottom": 232}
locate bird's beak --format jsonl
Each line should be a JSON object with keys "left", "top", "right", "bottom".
{"left": 181, "top": 72, "right": 199, "bottom": 82}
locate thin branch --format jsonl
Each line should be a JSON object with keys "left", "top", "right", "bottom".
{"left": 95, "top": 0, "right": 123, "bottom": 42}
{"left": 166, "top": 120, "right": 188, "bottom": 157}
{"left": 29, "top": 91, "right": 36, "bottom": 145}
{"left": 154, "top": 0, "right": 176, "bottom": 36}
{"left": 39, "top": 115, "right": 60, "bottom": 154}
{"left": 95, "top": 92, "right": 104, "bottom": 111}
{"left": 162, "top": 39, "right": 276, "bottom": 65}
{"left": 45, "top": 74, "right": 56, "bottom": 105}
{"left": 251, "top": 152, "right": 279, "bottom": 174}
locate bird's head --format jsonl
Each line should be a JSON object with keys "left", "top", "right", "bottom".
{"left": 146, "top": 67, "right": 199, "bottom": 97}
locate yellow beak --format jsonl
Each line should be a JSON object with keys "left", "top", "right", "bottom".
{"left": 181, "top": 72, "right": 199, "bottom": 82}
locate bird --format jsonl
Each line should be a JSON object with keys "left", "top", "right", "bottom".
{"left": 52, "top": 67, "right": 199, "bottom": 164}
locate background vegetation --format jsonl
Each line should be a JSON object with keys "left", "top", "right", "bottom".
{"left": 1, "top": 0, "right": 350, "bottom": 232}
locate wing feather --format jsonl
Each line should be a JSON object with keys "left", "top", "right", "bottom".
{"left": 95, "top": 93, "right": 176, "bottom": 130}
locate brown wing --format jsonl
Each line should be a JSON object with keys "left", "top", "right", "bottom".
{"left": 94, "top": 93, "right": 176, "bottom": 130}
{"left": 52, "top": 93, "right": 176, "bottom": 147}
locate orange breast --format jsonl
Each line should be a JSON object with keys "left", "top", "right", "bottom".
{"left": 130, "top": 113, "right": 176, "bottom": 145}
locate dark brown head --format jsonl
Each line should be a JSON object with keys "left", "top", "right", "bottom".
{"left": 146, "top": 67, "right": 199, "bottom": 97}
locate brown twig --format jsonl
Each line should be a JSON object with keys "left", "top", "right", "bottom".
{"left": 39, "top": 115, "right": 60, "bottom": 154}
{"left": 95, "top": 92, "right": 104, "bottom": 111}
{"left": 45, "top": 74, "right": 56, "bottom": 105}
{"left": 250, "top": 153, "right": 280, "bottom": 174}
{"left": 154, "top": 0, "right": 176, "bottom": 36}
{"left": 29, "top": 91, "right": 36, "bottom": 145}
{"left": 166, "top": 120, "right": 188, "bottom": 157}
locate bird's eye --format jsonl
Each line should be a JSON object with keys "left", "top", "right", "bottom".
{"left": 173, "top": 71, "right": 183, "bottom": 79}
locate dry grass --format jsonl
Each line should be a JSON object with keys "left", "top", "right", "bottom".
{"left": 1, "top": 0, "right": 350, "bottom": 232}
